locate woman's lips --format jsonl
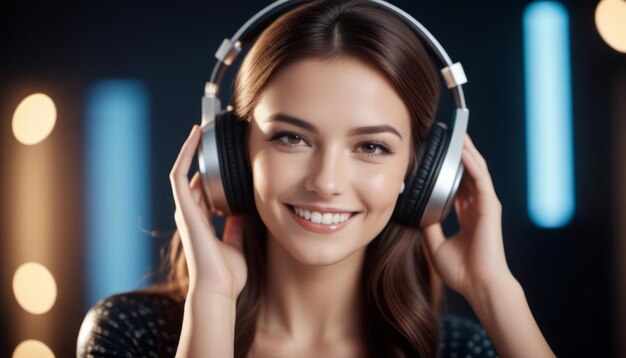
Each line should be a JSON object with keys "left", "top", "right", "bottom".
{"left": 285, "top": 204, "right": 358, "bottom": 234}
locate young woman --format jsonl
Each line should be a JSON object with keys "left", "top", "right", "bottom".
{"left": 77, "top": 1, "right": 555, "bottom": 357}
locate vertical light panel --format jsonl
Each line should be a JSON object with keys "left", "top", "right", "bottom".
{"left": 85, "top": 80, "right": 151, "bottom": 307}
{"left": 523, "top": 2, "right": 575, "bottom": 228}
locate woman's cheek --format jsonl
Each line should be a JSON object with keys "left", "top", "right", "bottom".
{"left": 253, "top": 150, "right": 305, "bottom": 200}
{"left": 354, "top": 165, "right": 403, "bottom": 209}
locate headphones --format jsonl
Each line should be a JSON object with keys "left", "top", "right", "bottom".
{"left": 197, "top": 0, "right": 469, "bottom": 229}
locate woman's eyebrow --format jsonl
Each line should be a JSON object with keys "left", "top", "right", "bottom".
{"left": 265, "top": 112, "right": 403, "bottom": 139}
{"left": 266, "top": 113, "right": 317, "bottom": 133}
{"left": 348, "top": 125, "right": 402, "bottom": 139}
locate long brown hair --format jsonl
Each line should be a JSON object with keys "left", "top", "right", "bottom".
{"left": 150, "top": 1, "right": 444, "bottom": 356}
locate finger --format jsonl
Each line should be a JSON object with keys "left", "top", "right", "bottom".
{"left": 189, "top": 171, "right": 211, "bottom": 218}
{"left": 464, "top": 134, "right": 488, "bottom": 171}
{"left": 170, "top": 125, "right": 200, "bottom": 205}
{"left": 422, "top": 222, "right": 446, "bottom": 254}
{"left": 453, "top": 183, "right": 478, "bottom": 229}
{"left": 454, "top": 182, "right": 472, "bottom": 212}
{"left": 461, "top": 141, "right": 497, "bottom": 198}
{"left": 170, "top": 125, "right": 208, "bottom": 228}
{"left": 223, "top": 215, "right": 245, "bottom": 251}
{"left": 189, "top": 172, "right": 212, "bottom": 214}
{"left": 189, "top": 171, "right": 203, "bottom": 204}
{"left": 169, "top": 126, "right": 220, "bottom": 251}
{"left": 460, "top": 141, "right": 502, "bottom": 214}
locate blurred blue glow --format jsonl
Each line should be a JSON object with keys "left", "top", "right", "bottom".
{"left": 523, "top": 1, "right": 575, "bottom": 228}
{"left": 84, "top": 80, "right": 151, "bottom": 307}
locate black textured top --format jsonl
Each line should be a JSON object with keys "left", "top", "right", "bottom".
{"left": 77, "top": 292, "right": 498, "bottom": 357}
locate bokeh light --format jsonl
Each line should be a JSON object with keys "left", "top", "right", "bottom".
{"left": 12, "top": 93, "right": 57, "bottom": 145}
{"left": 595, "top": 0, "right": 626, "bottom": 53}
{"left": 12, "top": 340, "right": 55, "bottom": 358}
{"left": 12, "top": 262, "right": 57, "bottom": 314}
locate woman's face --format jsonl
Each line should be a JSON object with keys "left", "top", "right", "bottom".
{"left": 247, "top": 55, "right": 412, "bottom": 266}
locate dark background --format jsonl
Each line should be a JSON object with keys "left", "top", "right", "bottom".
{"left": 1, "top": 0, "right": 624, "bottom": 356}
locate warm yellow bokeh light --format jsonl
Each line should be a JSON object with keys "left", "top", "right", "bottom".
{"left": 595, "top": 0, "right": 626, "bottom": 53}
{"left": 12, "top": 340, "right": 55, "bottom": 358}
{"left": 12, "top": 93, "right": 57, "bottom": 145}
{"left": 12, "top": 262, "right": 57, "bottom": 314}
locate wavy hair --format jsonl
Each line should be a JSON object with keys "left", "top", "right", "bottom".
{"left": 149, "top": 1, "right": 444, "bottom": 356}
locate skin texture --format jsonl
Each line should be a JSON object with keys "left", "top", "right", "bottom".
{"left": 170, "top": 55, "right": 556, "bottom": 357}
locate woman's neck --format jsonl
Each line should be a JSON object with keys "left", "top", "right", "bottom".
{"left": 256, "top": 235, "right": 367, "bottom": 345}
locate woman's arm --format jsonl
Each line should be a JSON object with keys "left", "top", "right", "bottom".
{"left": 423, "top": 134, "right": 555, "bottom": 357}
{"left": 465, "top": 275, "right": 554, "bottom": 358}
{"left": 177, "top": 289, "right": 237, "bottom": 357}
{"left": 170, "top": 125, "right": 247, "bottom": 358}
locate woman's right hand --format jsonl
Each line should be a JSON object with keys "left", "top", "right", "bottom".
{"left": 169, "top": 125, "right": 247, "bottom": 301}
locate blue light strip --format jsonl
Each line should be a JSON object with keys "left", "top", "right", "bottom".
{"left": 84, "top": 80, "right": 151, "bottom": 307}
{"left": 523, "top": 2, "right": 575, "bottom": 228}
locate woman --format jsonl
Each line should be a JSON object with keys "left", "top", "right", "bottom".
{"left": 77, "top": 0, "right": 555, "bottom": 357}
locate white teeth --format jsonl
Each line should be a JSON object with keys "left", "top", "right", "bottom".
{"left": 292, "top": 206, "right": 351, "bottom": 225}
{"left": 311, "top": 212, "right": 322, "bottom": 224}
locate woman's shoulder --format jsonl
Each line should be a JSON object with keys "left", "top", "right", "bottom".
{"left": 439, "top": 315, "right": 498, "bottom": 358}
{"left": 76, "top": 290, "right": 184, "bottom": 357}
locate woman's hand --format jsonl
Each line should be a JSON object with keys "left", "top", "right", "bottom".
{"left": 169, "top": 125, "right": 247, "bottom": 300}
{"left": 422, "top": 134, "right": 514, "bottom": 301}
{"left": 423, "top": 134, "right": 556, "bottom": 357}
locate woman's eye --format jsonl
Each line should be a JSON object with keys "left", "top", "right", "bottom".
{"left": 361, "top": 143, "right": 378, "bottom": 154}
{"left": 280, "top": 134, "right": 305, "bottom": 145}
{"left": 357, "top": 142, "right": 391, "bottom": 156}
{"left": 268, "top": 131, "right": 309, "bottom": 147}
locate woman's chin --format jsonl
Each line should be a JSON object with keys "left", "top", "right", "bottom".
{"left": 279, "top": 240, "right": 366, "bottom": 268}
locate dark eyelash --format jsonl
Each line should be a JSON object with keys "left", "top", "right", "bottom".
{"left": 266, "top": 131, "right": 308, "bottom": 147}
{"left": 358, "top": 141, "right": 394, "bottom": 158}
{"left": 266, "top": 132, "right": 394, "bottom": 158}
{"left": 266, "top": 130, "right": 299, "bottom": 141}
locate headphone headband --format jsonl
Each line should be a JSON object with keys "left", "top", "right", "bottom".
{"left": 205, "top": 0, "right": 467, "bottom": 120}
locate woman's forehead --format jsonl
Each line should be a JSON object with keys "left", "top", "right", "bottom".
{"left": 254, "top": 56, "right": 411, "bottom": 132}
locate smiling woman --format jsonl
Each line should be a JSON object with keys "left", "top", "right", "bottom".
{"left": 77, "top": 0, "right": 555, "bottom": 357}
{"left": 248, "top": 56, "right": 413, "bottom": 266}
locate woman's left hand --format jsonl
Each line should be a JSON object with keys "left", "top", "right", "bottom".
{"left": 422, "top": 134, "right": 515, "bottom": 301}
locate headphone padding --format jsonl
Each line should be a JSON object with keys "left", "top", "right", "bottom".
{"left": 215, "top": 110, "right": 255, "bottom": 214}
{"left": 392, "top": 123, "right": 449, "bottom": 227}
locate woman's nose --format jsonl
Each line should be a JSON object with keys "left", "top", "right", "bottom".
{"left": 304, "top": 145, "right": 347, "bottom": 198}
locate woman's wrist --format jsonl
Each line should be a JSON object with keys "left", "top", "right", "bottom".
{"left": 178, "top": 287, "right": 237, "bottom": 358}
{"left": 188, "top": 279, "right": 240, "bottom": 303}
{"left": 187, "top": 284, "right": 238, "bottom": 313}
{"left": 185, "top": 284, "right": 238, "bottom": 338}
{"left": 463, "top": 274, "right": 556, "bottom": 357}
{"left": 464, "top": 272, "right": 521, "bottom": 318}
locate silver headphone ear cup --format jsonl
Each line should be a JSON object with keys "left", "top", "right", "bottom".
{"left": 198, "top": 117, "right": 229, "bottom": 215}
{"left": 419, "top": 108, "right": 469, "bottom": 227}
{"left": 438, "top": 163, "right": 464, "bottom": 224}
{"left": 197, "top": 110, "right": 254, "bottom": 215}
